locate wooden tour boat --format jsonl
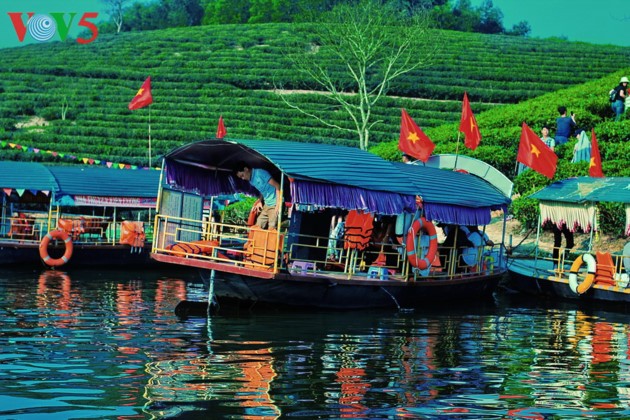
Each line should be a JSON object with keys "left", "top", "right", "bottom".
{"left": 151, "top": 140, "right": 513, "bottom": 310}
{"left": 0, "top": 162, "right": 159, "bottom": 268}
{"left": 507, "top": 177, "right": 630, "bottom": 305}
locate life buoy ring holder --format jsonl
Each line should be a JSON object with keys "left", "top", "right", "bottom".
{"left": 39, "top": 229, "right": 73, "bottom": 268}
{"left": 406, "top": 217, "right": 438, "bottom": 270}
{"left": 568, "top": 253, "right": 596, "bottom": 295}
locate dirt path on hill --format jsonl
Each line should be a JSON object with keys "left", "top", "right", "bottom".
{"left": 484, "top": 217, "right": 627, "bottom": 256}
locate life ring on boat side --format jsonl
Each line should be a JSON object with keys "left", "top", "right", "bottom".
{"left": 568, "top": 253, "right": 596, "bottom": 295}
{"left": 247, "top": 199, "right": 262, "bottom": 226}
{"left": 406, "top": 217, "right": 438, "bottom": 270}
{"left": 39, "top": 229, "right": 73, "bottom": 268}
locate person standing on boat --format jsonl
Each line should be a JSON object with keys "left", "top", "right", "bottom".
{"left": 234, "top": 162, "right": 281, "bottom": 230}
{"left": 555, "top": 106, "right": 576, "bottom": 146}
{"left": 551, "top": 221, "right": 574, "bottom": 267}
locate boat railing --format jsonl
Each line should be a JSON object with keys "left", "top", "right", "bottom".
{"left": 152, "top": 213, "right": 506, "bottom": 280}
{"left": 3, "top": 215, "right": 47, "bottom": 243}
{"left": 0, "top": 214, "right": 154, "bottom": 247}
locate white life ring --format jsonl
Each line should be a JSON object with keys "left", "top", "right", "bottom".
{"left": 568, "top": 253, "right": 596, "bottom": 295}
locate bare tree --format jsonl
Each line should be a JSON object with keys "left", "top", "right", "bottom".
{"left": 277, "top": 0, "right": 437, "bottom": 150}
{"left": 101, "top": 0, "right": 132, "bottom": 33}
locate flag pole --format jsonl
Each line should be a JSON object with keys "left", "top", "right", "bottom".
{"left": 148, "top": 107, "right": 152, "bottom": 167}
{"left": 454, "top": 132, "right": 461, "bottom": 170}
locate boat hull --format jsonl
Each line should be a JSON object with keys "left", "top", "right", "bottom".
{"left": 507, "top": 257, "right": 630, "bottom": 304}
{"left": 206, "top": 270, "right": 502, "bottom": 310}
{"left": 0, "top": 241, "right": 155, "bottom": 267}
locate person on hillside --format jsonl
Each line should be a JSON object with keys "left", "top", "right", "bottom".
{"left": 611, "top": 76, "right": 628, "bottom": 121}
{"left": 571, "top": 129, "right": 591, "bottom": 163}
{"left": 234, "top": 162, "right": 281, "bottom": 230}
{"left": 555, "top": 106, "right": 576, "bottom": 146}
{"left": 402, "top": 153, "right": 413, "bottom": 164}
{"left": 540, "top": 125, "right": 555, "bottom": 151}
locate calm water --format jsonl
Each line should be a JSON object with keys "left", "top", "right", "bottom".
{"left": 0, "top": 268, "right": 629, "bottom": 419}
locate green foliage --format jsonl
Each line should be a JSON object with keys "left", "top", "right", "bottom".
{"left": 509, "top": 197, "right": 538, "bottom": 229}
{"left": 598, "top": 202, "right": 626, "bottom": 237}
{"left": 0, "top": 22, "right": 628, "bottom": 188}
{"left": 222, "top": 195, "right": 256, "bottom": 225}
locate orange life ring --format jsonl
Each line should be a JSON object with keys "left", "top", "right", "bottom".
{"left": 247, "top": 199, "right": 262, "bottom": 226}
{"left": 406, "top": 217, "right": 438, "bottom": 270}
{"left": 39, "top": 229, "right": 73, "bottom": 267}
{"left": 568, "top": 253, "right": 596, "bottom": 295}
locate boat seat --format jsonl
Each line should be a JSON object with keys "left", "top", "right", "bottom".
{"left": 165, "top": 240, "right": 227, "bottom": 257}
{"left": 243, "top": 228, "right": 284, "bottom": 269}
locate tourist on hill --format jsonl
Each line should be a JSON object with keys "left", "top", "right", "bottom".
{"left": 611, "top": 76, "right": 628, "bottom": 121}
{"left": 571, "top": 129, "right": 591, "bottom": 163}
{"left": 234, "top": 162, "right": 281, "bottom": 230}
{"left": 540, "top": 125, "right": 555, "bottom": 151}
{"left": 555, "top": 106, "right": 576, "bottom": 146}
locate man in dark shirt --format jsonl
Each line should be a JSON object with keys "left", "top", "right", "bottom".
{"left": 555, "top": 106, "right": 576, "bottom": 146}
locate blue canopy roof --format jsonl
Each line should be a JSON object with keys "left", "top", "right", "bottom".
{"left": 393, "top": 162, "right": 510, "bottom": 209}
{"left": 48, "top": 166, "right": 160, "bottom": 198}
{"left": 163, "top": 139, "right": 510, "bottom": 224}
{"left": 165, "top": 139, "right": 418, "bottom": 195}
{"left": 0, "top": 162, "right": 160, "bottom": 206}
{"left": 530, "top": 177, "right": 630, "bottom": 204}
{"left": 0, "top": 161, "right": 58, "bottom": 192}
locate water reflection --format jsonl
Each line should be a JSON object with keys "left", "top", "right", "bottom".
{"left": 0, "top": 270, "right": 629, "bottom": 418}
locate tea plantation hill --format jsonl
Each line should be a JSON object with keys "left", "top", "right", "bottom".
{"left": 0, "top": 22, "right": 629, "bottom": 180}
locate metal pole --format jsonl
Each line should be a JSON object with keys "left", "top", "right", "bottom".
{"left": 148, "top": 107, "right": 152, "bottom": 167}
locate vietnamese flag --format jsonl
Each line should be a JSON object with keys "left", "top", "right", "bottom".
{"left": 459, "top": 92, "right": 481, "bottom": 150}
{"left": 216, "top": 115, "right": 226, "bottom": 139}
{"left": 517, "top": 122, "right": 557, "bottom": 179}
{"left": 128, "top": 77, "right": 153, "bottom": 110}
{"left": 399, "top": 108, "right": 435, "bottom": 163}
{"left": 589, "top": 129, "right": 604, "bottom": 177}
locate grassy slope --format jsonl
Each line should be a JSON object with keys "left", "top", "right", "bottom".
{"left": 0, "top": 23, "right": 628, "bottom": 177}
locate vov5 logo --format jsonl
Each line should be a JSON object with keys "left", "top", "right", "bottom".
{"left": 8, "top": 12, "right": 99, "bottom": 44}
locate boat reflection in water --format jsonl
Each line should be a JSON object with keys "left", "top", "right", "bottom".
{"left": 1, "top": 270, "right": 629, "bottom": 418}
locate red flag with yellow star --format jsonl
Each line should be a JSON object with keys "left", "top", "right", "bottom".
{"left": 128, "top": 77, "right": 153, "bottom": 110}
{"left": 517, "top": 122, "right": 557, "bottom": 179}
{"left": 459, "top": 92, "right": 481, "bottom": 150}
{"left": 589, "top": 129, "right": 604, "bottom": 177}
{"left": 399, "top": 108, "right": 435, "bottom": 163}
